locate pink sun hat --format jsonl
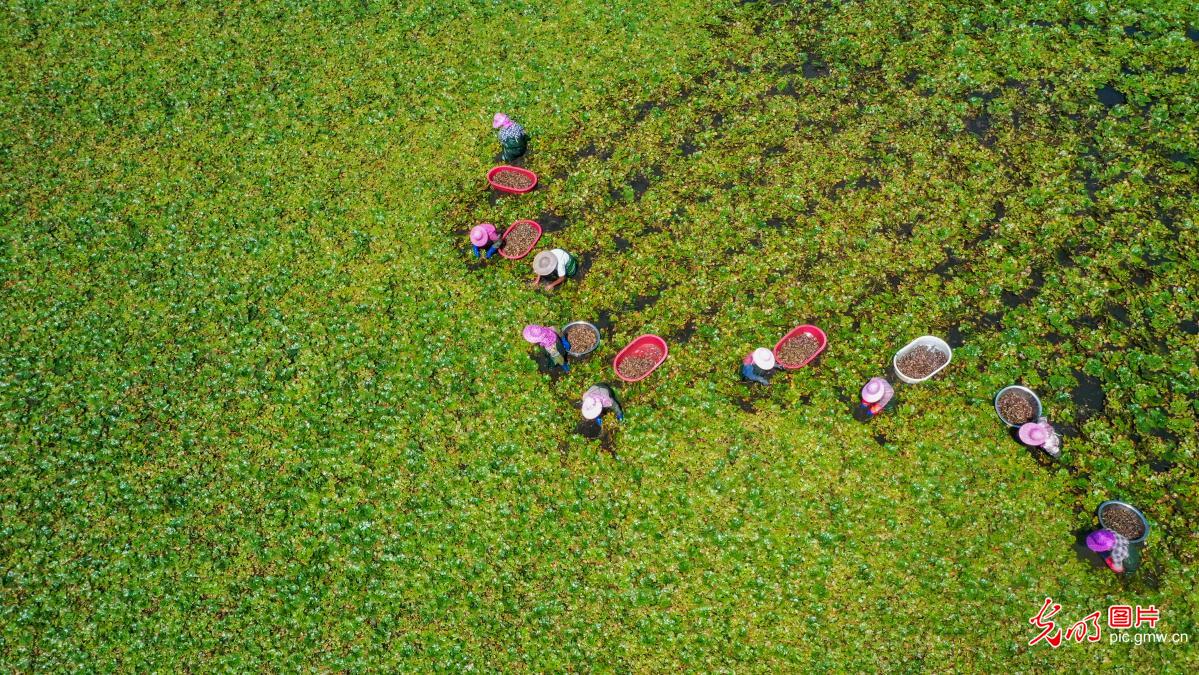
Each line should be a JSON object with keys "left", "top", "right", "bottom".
{"left": 1086, "top": 529, "right": 1117, "bottom": 553}
{"left": 1019, "top": 421, "right": 1053, "bottom": 446}
{"left": 522, "top": 324, "right": 558, "bottom": 349}
{"left": 493, "top": 112, "right": 512, "bottom": 129}
{"left": 470, "top": 223, "right": 498, "bottom": 247}
{"left": 523, "top": 324, "right": 548, "bottom": 344}
{"left": 861, "top": 377, "right": 890, "bottom": 403}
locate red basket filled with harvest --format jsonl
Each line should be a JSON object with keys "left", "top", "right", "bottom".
{"left": 613, "top": 334, "right": 668, "bottom": 382}
{"left": 498, "top": 219, "right": 542, "bottom": 260}
{"left": 487, "top": 165, "right": 538, "bottom": 194}
{"left": 773, "top": 324, "right": 827, "bottom": 369}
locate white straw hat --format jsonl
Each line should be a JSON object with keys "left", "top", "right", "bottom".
{"left": 533, "top": 250, "right": 557, "bottom": 276}
{"left": 581, "top": 395, "right": 603, "bottom": 420}
{"left": 752, "top": 348, "right": 775, "bottom": 370}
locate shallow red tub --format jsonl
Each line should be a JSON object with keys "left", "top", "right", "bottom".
{"left": 613, "top": 334, "right": 668, "bottom": 382}
{"left": 498, "top": 219, "right": 542, "bottom": 260}
{"left": 773, "top": 324, "right": 827, "bottom": 369}
{"left": 487, "top": 165, "right": 538, "bottom": 194}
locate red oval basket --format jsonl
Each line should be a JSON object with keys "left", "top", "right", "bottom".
{"left": 613, "top": 334, "right": 668, "bottom": 382}
{"left": 487, "top": 165, "right": 538, "bottom": 194}
{"left": 773, "top": 324, "right": 827, "bottom": 369}
{"left": 498, "top": 219, "right": 542, "bottom": 260}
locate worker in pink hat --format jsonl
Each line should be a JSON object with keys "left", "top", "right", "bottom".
{"left": 859, "top": 377, "right": 894, "bottom": 416}
{"left": 581, "top": 383, "right": 623, "bottom": 427}
{"left": 523, "top": 324, "right": 569, "bottom": 372}
{"left": 493, "top": 112, "right": 529, "bottom": 161}
{"left": 1019, "top": 419, "right": 1061, "bottom": 457}
{"left": 740, "top": 348, "right": 775, "bottom": 386}
{"left": 1085, "top": 529, "right": 1136, "bottom": 573}
{"left": 470, "top": 223, "right": 502, "bottom": 259}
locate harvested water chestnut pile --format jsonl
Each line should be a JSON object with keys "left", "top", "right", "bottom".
{"left": 896, "top": 345, "right": 949, "bottom": 379}
{"left": 618, "top": 344, "right": 663, "bottom": 379}
{"left": 499, "top": 220, "right": 538, "bottom": 257}
{"left": 492, "top": 170, "right": 533, "bottom": 190}
{"left": 1102, "top": 504, "right": 1146, "bottom": 540}
{"left": 776, "top": 332, "right": 820, "bottom": 366}
{"left": 565, "top": 324, "right": 598, "bottom": 355}
{"left": 997, "top": 390, "right": 1035, "bottom": 425}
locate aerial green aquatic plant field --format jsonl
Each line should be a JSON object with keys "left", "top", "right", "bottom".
{"left": 2, "top": 0, "right": 1198, "bottom": 669}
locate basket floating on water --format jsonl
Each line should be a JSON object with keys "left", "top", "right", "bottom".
{"left": 487, "top": 165, "right": 538, "bottom": 194}
{"left": 994, "top": 385, "right": 1042, "bottom": 427}
{"left": 892, "top": 336, "right": 952, "bottom": 384}
{"left": 562, "top": 321, "right": 601, "bottom": 357}
{"left": 498, "top": 219, "right": 542, "bottom": 260}
{"left": 613, "top": 334, "right": 668, "bottom": 382}
{"left": 1097, "top": 500, "right": 1150, "bottom": 545}
{"left": 773, "top": 324, "right": 827, "bottom": 369}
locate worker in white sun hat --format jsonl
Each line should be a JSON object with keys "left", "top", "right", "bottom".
{"left": 531, "top": 248, "right": 578, "bottom": 290}
{"left": 581, "top": 383, "right": 623, "bottom": 427}
{"left": 740, "top": 347, "right": 775, "bottom": 386}
{"left": 859, "top": 377, "right": 895, "bottom": 416}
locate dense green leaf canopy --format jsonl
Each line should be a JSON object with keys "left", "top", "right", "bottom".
{"left": 2, "top": 0, "right": 1197, "bottom": 669}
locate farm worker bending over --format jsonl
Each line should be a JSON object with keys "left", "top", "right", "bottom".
{"left": 523, "top": 324, "right": 570, "bottom": 372}
{"left": 581, "top": 384, "right": 623, "bottom": 427}
{"left": 493, "top": 112, "right": 529, "bottom": 161}
{"left": 860, "top": 377, "right": 894, "bottom": 415}
{"left": 532, "top": 249, "right": 578, "bottom": 290}
{"left": 740, "top": 348, "right": 775, "bottom": 385}
{"left": 1085, "top": 529, "right": 1139, "bottom": 574}
{"left": 1018, "top": 419, "right": 1061, "bottom": 458}
{"left": 470, "top": 223, "right": 502, "bottom": 259}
